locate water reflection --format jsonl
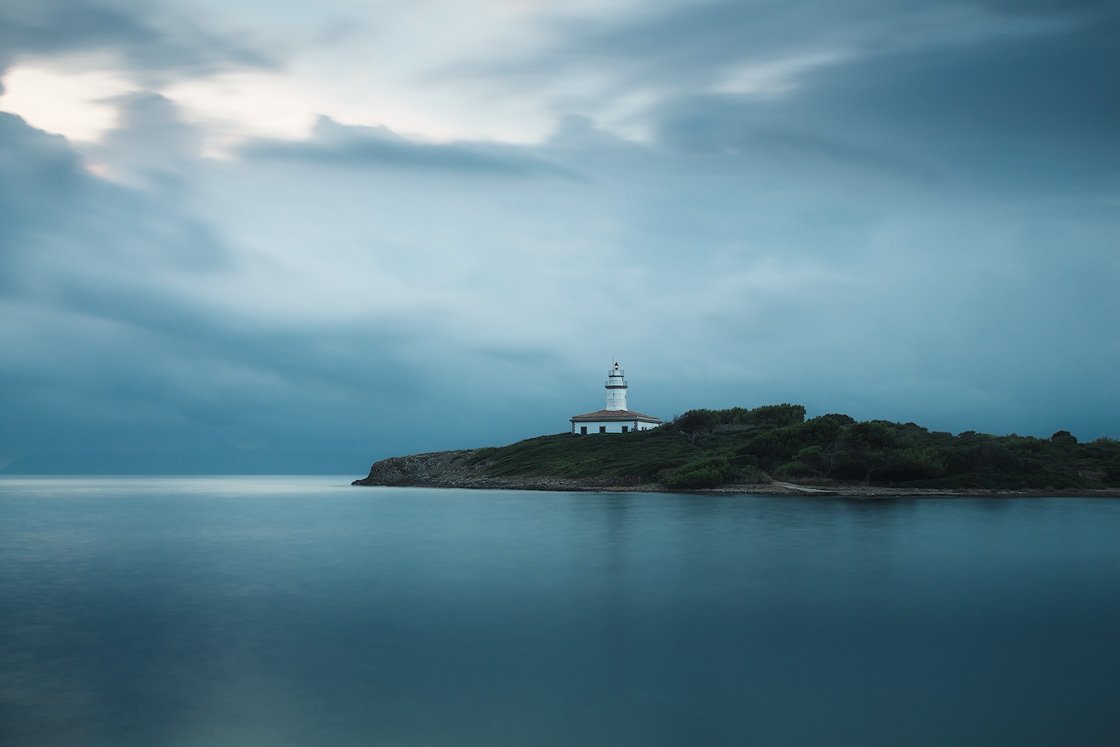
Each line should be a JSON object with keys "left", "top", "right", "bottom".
{"left": 1, "top": 480, "right": 1118, "bottom": 746}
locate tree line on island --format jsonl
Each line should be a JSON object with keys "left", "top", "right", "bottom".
{"left": 470, "top": 404, "right": 1120, "bottom": 490}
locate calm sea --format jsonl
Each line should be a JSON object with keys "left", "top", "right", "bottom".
{"left": 1, "top": 476, "right": 1118, "bottom": 746}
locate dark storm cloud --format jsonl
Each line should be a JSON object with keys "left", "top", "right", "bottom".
{"left": 628, "top": 2, "right": 1120, "bottom": 194}
{"left": 0, "top": 0, "right": 273, "bottom": 81}
{"left": 0, "top": 111, "right": 227, "bottom": 293}
{"left": 0, "top": 112, "right": 231, "bottom": 357}
{"left": 798, "top": 10, "right": 1120, "bottom": 147}
{"left": 444, "top": 0, "right": 1098, "bottom": 98}
{"left": 457, "top": 0, "right": 1117, "bottom": 178}
{"left": 648, "top": 93, "right": 935, "bottom": 184}
{"left": 0, "top": 105, "right": 577, "bottom": 474}
{"left": 541, "top": 0, "right": 1115, "bottom": 75}
{"left": 41, "top": 278, "right": 431, "bottom": 421}
{"left": 241, "top": 116, "right": 577, "bottom": 178}
{"left": 0, "top": 112, "right": 441, "bottom": 472}
{"left": 0, "top": 114, "right": 81, "bottom": 277}
{"left": 979, "top": 0, "right": 1116, "bottom": 14}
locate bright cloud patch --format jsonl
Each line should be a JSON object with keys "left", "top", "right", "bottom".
{"left": 0, "top": 63, "right": 134, "bottom": 141}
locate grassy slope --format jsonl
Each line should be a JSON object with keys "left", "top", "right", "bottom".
{"left": 470, "top": 406, "right": 1120, "bottom": 491}
{"left": 473, "top": 428, "right": 703, "bottom": 482}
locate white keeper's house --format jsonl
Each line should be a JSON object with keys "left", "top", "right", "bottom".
{"left": 570, "top": 362, "right": 662, "bottom": 435}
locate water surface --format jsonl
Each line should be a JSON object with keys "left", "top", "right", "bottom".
{"left": 2, "top": 477, "right": 1118, "bottom": 746}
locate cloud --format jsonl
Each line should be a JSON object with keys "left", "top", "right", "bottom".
{"left": 0, "top": 0, "right": 274, "bottom": 82}
{"left": 0, "top": 132, "right": 403, "bottom": 472}
{"left": 0, "top": 107, "right": 587, "bottom": 473}
{"left": 444, "top": 0, "right": 1118, "bottom": 150}
{"left": 1, "top": 1, "right": 1118, "bottom": 475}
{"left": 0, "top": 114, "right": 82, "bottom": 273}
{"left": 0, "top": 110, "right": 228, "bottom": 289}
{"left": 240, "top": 116, "right": 578, "bottom": 177}
{"left": 634, "top": 2, "right": 1120, "bottom": 200}
{"left": 91, "top": 91, "right": 204, "bottom": 188}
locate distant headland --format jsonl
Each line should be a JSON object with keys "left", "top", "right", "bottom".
{"left": 353, "top": 404, "right": 1120, "bottom": 497}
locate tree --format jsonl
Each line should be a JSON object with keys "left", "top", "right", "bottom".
{"left": 1050, "top": 430, "right": 1078, "bottom": 447}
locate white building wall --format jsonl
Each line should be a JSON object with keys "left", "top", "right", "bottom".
{"left": 572, "top": 420, "right": 660, "bottom": 434}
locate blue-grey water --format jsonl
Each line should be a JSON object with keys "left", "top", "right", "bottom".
{"left": 2, "top": 477, "right": 1119, "bottom": 746}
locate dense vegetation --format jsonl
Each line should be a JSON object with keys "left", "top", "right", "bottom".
{"left": 476, "top": 404, "right": 1120, "bottom": 491}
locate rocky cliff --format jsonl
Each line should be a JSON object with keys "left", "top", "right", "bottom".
{"left": 351, "top": 448, "right": 664, "bottom": 491}
{"left": 352, "top": 449, "right": 486, "bottom": 488}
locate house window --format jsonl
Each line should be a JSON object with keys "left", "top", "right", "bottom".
{"left": 599, "top": 426, "right": 606, "bottom": 433}
{"left": 580, "top": 426, "right": 587, "bottom": 435}
{"left": 622, "top": 426, "right": 629, "bottom": 433}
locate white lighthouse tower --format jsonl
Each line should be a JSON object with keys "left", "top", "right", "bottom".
{"left": 605, "top": 361, "right": 628, "bottom": 411}
{"left": 570, "top": 361, "right": 662, "bottom": 435}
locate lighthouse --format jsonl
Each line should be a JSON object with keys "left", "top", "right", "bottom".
{"left": 570, "top": 361, "right": 662, "bottom": 435}
{"left": 605, "top": 361, "right": 628, "bottom": 411}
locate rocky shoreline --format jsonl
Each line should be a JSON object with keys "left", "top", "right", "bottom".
{"left": 351, "top": 449, "right": 1120, "bottom": 498}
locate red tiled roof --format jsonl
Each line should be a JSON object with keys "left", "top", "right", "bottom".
{"left": 570, "top": 409, "right": 662, "bottom": 423}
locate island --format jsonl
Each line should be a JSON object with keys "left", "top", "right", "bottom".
{"left": 353, "top": 404, "right": 1120, "bottom": 496}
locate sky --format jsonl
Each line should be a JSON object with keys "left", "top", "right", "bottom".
{"left": 1, "top": 0, "right": 1118, "bottom": 474}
